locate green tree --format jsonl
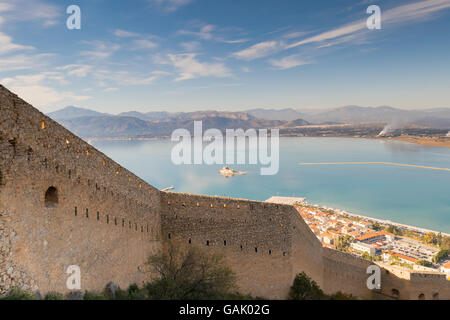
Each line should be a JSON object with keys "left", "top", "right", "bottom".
{"left": 145, "top": 242, "right": 237, "bottom": 300}
{"left": 336, "top": 235, "right": 352, "bottom": 252}
{"left": 425, "top": 232, "right": 437, "bottom": 245}
{"left": 437, "top": 232, "right": 443, "bottom": 247}
{"left": 288, "top": 272, "right": 325, "bottom": 300}
{"left": 361, "top": 252, "right": 372, "bottom": 261}
{"left": 433, "top": 249, "right": 449, "bottom": 263}
{"left": 372, "top": 222, "right": 383, "bottom": 231}
{"left": 416, "top": 260, "right": 432, "bottom": 267}
{"left": 385, "top": 225, "right": 403, "bottom": 236}
{"left": 329, "top": 291, "right": 355, "bottom": 300}
{"left": 440, "top": 236, "right": 450, "bottom": 251}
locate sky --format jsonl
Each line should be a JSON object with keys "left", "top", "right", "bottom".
{"left": 0, "top": 0, "right": 450, "bottom": 113}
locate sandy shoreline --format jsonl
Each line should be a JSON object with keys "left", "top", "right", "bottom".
{"left": 86, "top": 135, "right": 450, "bottom": 149}
{"left": 302, "top": 200, "right": 450, "bottom": 237}
{"left": 386, "top": 136, "right": 450, "bottom": 148}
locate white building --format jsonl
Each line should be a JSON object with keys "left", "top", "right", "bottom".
{"left": 440, "top": 261, "right": 450, "bottom": 278}
{"left": 351, "top": 242, "right": 377, "bottom": 256}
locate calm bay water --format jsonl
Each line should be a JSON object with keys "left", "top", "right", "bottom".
{"left": 93, "top": 137, "right": 450, "bottom": 233}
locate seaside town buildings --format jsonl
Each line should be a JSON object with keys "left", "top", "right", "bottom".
{"left": 296, "top": 205, "right": 443, "bottom": 271}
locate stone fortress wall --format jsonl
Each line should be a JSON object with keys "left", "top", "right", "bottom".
{"left": 1, "top": 85, "right": 449, "bottom": 299}
{"left": 0, "top": 86, "right": 161, "bottom": 295}
{"left": 161, "top": 192, "right": 450, "bottom": 300}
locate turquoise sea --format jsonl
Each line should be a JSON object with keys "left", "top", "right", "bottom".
{"left": 93, "top": 137, "right": 450, "bottom": 233}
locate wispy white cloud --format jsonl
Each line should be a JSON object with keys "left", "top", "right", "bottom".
{"left": 79, "top": 41, "right": 121, "bottom": 60}
{"left": 180, "top": 41, "right": 202, "bottom": 52}
{"left": 151, "top": 70, "right": 172, "bottom": 76}
{"left": 148, "top": 0, "right": 194, "bottom": 12}
{"left": 0, "top": 1, "right": 57, "bottom": 73}
{"left": 59, "top": 64, "right": 93, "bottom": 78}
{"left": 286, "top": 0, "right": 450, "bottom": 50}
{"left": 0, "top": 0, "right": 61, "bottom": 27}
{"left": 269, "top": 54, "right": 312, "bottom": 70}
{"left": 282, "top": 31, "right": 310, "bottom": 39}
{"left": 233, "top": 0, "right": 450, "bottom": 62}
{"left": 132, "top": 39, "right": 158, "bottom": 50}
{"left": 178, "top": 24, "right": 249, "bottom": 44}
{"left": 0, "top": 53, "right": 54, "bottom": 72}
{"left": 103, "top": 87, "right": 118, "bottom": 93}
{"left": 166, "top": 53, "right": 231, "bottom": 81}
{"left": 113, "top": 29, "right": 141, "bottom": 38}
{"left": 92, "top": 69, "right": 169, "bottom": 86}
{"left": 1, "top": 72, "right": 91, "bottom": 108}
{"left": 232, "top": 41, "right": 282, "bottom": 60}
{"left": 0, "top": 32, "right": 34, "bottom": 55}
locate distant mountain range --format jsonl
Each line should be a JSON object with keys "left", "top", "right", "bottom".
{"left": 47, "top": 105, "right": 450, "bottom": 138}
{"left": 246, "top": 106, "right": 450, "bottom": 125}
{"left": 48, "top": 108, "right": 309, "bottom": 138}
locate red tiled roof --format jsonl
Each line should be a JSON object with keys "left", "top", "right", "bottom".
{"left": 389, "top": 252, "right": 417, "bottom": 263}
{"left": 356, "top": 231, "right": 393, "bottom": 241}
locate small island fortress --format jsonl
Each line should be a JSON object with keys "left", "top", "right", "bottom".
{"left": 0, "top": 85, "right": 449, "bottom": 300}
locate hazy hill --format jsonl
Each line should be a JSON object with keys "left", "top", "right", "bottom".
{"left": 53, "top": 109, "right": 308, "bottom": 138}
{"left": 246, "top": 108, "right": 308, "bottom": 121}
{"left": 117, "top": 111, "right": 175, "bottom": 121}
{"left": 60, "top": 116, "right": 154, "bottom": 138}
{"left": 246, "top": 106, "right": 450, "bottom": 126}
{"left": 47, "top": 106, "right": 109, "bottom": 120}
{"left": 304, "top": 106, "right": 415, "bottom": 123}
{"left": 48, "top": 104, "right": 450, "bottom": 138}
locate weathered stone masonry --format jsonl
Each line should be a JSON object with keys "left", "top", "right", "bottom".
{"left": 1, "top": 84, "right": 449, "bottom": 299}
{"left": 0, "top": 85, "right": 161, "bottom": 295}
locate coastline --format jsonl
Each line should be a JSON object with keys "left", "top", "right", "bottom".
{"left": 88, "top": 135, "right": 450, "bottom": 236}
{"left": 85, "top": 134, "right": 450, "bottom": 149}
{"left": 387, "top": 136, "right": 450, "bottom": 148}
{"left": 301, "top": 199, "right": 450, "bottom": 237}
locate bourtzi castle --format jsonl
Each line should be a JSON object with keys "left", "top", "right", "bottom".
{"left": 0, "top": 85, "right": 449, "bottom": 300}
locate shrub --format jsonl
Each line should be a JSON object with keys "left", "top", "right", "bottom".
{"left": 44, "top": 292, "right": 65, "bottom": 300}
{"left": 288, "top": 272, "right": 325, "bottom": 300}
{"left": 433, "top": 249, "right": 448, "bottom": 263}
{"left": 0, "top": 287, "right": 35, "bottom": 300}
{"left": 83, "top": 290, "right": 106, "bottom": 300}
{"left": 145, "top": 242, "right": 237, "bottom": 300}
{"left": 289, "top": 272, "right": 355, "bottom": 300}
{"left": 416, "top": 260, "right": 432, "bottom": 267}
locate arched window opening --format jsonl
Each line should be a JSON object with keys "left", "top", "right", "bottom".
{"left": 45, "top": 187, "right": 58, "bottom": 207}
{"left": 433, "top": 293, "right": 439, "bottom": 300}
{"left": 391, "top": 289, "right": 399, "bottom": 297}
{"left": 418, "top": 293, "right": 425, "bottom": 300}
